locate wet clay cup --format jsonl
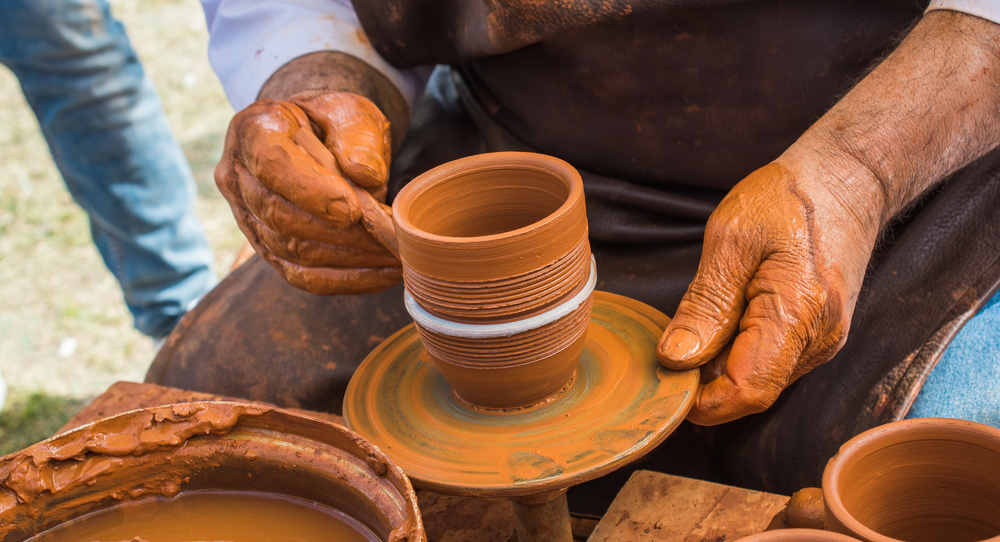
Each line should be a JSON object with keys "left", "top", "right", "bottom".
{"left": 739, "top": 529, "right": 860, "bottom": 541}
{"left": 804, "top": 418, "right": 1000, "bottom": 542}
{"left": 0, "top": 402, "right": 424, "bottom": 541}
{"left": 392, "top": 152, "right": 592, "bottom": 408}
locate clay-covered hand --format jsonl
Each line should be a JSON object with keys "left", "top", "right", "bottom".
{"left": 215, "top": 91, "right": 402, "bottom": 295}
{"left": 657, "top": 161, "right": 879, "bottom": 425}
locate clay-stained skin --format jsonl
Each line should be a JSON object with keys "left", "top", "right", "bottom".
{"left": 216, "top": 91, "right": 402, "bottom": 295}
{"left": 0, "top": 403, "right": 266, "bottom": 517}
{"left": 658, "top": 163, "right": 871, "bottom": 426}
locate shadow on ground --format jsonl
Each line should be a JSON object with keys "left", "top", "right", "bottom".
{"left": 0, "top": 390, "right": 88, "bottom": 455}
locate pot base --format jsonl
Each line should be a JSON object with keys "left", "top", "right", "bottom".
{"left": 343, "top": 291, "right": 700, "bottom": 497}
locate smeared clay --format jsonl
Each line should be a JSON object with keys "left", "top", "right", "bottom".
{"left": 0, "top": 403, "right": 264, "bottom": 518}
{"left": 216, "top": 90, "right": 402, "bottom": 296}
{"left": 0, "top": 402, "right": 425, "bottom": 542}
{"left": 392, "top": 152, "right": 593, "bottom": 408}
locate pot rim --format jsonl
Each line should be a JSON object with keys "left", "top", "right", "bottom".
{"left": 392, "top": 151, "right": 583, "bottom": 246}
{"left": 822, "top": 417, "right": 1000, "bottom": 542}
{"left": 738, "top": 528, "right": 860, "bottom": 541}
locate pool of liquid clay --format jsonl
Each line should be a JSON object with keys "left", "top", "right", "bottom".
{"left": 24, "top": 490, "right": 379, "bottom": 542}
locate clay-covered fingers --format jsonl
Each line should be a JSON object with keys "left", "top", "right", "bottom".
{"left": 234, "top": 102, "right": 364, "bottom": 229}
{"left": 234, "top": 161, "right": 386, "bottom": 252}
{"left": 275, "top": 261, "right": 403, "bottom": 296}
{"left": 657, "top": 216, "right": 761, "bottom": 371}
{"left": 215, "top": 94, "right": 402, "bottom": 295}
{"left": 236, "top": 207, "right": 399, "bottom": 269}
{"left": 656, "top": 163, "right": 866, "bottom": 425}
{"left": 229, "top": 205, "right": 400, "bottom": 295}
{"left": 291, "top": 92, "right": 392, "bottom": 196}
{"left": 685, "top": 263, "right": 841, "bottom": 425}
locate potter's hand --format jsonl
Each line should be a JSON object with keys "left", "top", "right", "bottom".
{"left": 656, "top": 10, "right": 1000, "bottom": 425}
{"left": 216, "top": 90, "right": 402, "bottom": 295}
{"left": 656, "top": 161, "right": 876, "bottom": 425}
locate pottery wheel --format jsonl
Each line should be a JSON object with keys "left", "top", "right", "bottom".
{"left": 343, "top": 291, "right": 700, "bottom": 497}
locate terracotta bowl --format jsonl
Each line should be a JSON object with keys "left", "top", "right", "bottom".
{"left": 823, "top": 418, "right": 1000, "bottom": 542}
{"left": 393, "top": 152, "right": 592, "bottom": 408}
{"left": 740, "top": 529, "right": 860, "bottom": 541}
{"left": 0, "top": 402, "right": 424, "bottom": 541}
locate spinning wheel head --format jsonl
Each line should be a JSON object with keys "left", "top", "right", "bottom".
{"left": 343, "top": 291, "right": 700, "bottom": 497}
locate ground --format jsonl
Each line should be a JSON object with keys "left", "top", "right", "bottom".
{"left": 0, "top": 0, "right": 242, "bottom": 454}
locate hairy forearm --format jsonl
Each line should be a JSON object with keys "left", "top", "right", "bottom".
{"left": 781, "top": 10, "right": 1000, "bottom": 231}
{"left": 258, "top": 51, "right": 410, "bottom": 153}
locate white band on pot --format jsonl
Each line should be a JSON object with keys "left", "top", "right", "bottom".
{"left": 404, "top": 257, "right": 597, "bottom": 339}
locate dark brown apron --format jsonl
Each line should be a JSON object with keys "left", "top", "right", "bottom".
{"left": 148, "top": 0, "right": 1000, "bottom": 503}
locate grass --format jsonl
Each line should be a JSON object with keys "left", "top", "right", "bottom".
{"left": 0, "top": 391, "right": 89, "bottom": 456}
{"left": 0, "top": 0, "right": 242, "bottom": 451}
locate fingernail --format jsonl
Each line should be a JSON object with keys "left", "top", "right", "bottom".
{"left": 348, "top": 151, "right": 386, "bottom": 183}
{"left": 663, "top": 329, "right": 701, "bottom": 361}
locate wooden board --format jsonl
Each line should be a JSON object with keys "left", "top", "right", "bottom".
{"left": 588, "top": 470, "right": 788, "bottom": 541}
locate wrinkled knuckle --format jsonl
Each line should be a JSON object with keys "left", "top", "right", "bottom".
{"left": 705, "top": 210, "right": 748, "bottom": 244}
{"left": 739, "top": 384, "right": 780, "bottom": 414}
{"left": 681, "top": 285, "right": 736, "bottom": 325}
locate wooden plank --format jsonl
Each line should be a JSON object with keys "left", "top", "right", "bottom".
{"left": 587, "top": 470, "right": 788, "bottom": 542}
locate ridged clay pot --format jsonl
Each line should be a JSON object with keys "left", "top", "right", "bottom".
{"left": 0, "top": 402, "right": 424, "bottom": 542}
{"left": 788, "top": 418, "right": 1000, "bottom": 542}
{"left": 393, "top": 152, "right": 592, "bottom": 408}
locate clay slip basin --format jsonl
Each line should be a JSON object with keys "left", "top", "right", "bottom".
{"left": 0, "top": 402, "right": 424, "bottom": 542}
{"left": 392, "top": 152, "right": 593, "bottom": 409}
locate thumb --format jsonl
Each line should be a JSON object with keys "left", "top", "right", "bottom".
{"left": 658, "top": 238, "right": 758, "bottom": 370}
{"left": 293, "top": 92, "right": 391, "bottom": 192}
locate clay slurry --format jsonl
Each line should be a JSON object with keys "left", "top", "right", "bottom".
{"left": 23, "top": 490, "right": 378, "bottom": 542}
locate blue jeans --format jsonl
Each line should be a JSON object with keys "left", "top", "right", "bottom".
{"left": 0, "top": 0, "right": 217, "bottom": 338}
{"left": 908, "top": 289, "right": 1000, "bottom": 426}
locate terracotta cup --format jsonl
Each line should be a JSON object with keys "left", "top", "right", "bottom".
{"left": 791, "top": 418, "right": 1000, "bottom": 542}
{"left": 0, "top": 402, "right": 424, "bottom": 542}
{"left": 739, "top": 529, "right": 860, "bottom": 541}
{"left": 393, "top": 152, "right": 592, "bottom": 408}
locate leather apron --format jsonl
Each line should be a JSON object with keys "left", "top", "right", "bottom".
{"left": 148, "top": 0, "right": 1000, "bottom": 500}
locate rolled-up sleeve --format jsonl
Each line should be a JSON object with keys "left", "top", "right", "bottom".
{"left": 201, "top": 0, "right": 431, "bottom": 112}
{"left": 926, "top": 0, "right": 1000, "bottom": 24}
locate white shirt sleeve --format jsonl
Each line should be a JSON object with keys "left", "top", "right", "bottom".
{"left": 926, "top": 0, "right": 1000, "bottom": 24}
{"left": 200, "top": 0, "right": 432, "bottom": 112}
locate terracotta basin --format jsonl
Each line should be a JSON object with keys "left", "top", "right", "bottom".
{"left": 393, "top": 152, "right": 592, "bottom": 408}
{"left": 0, "top": 402, "right": 424, "bottom": 541}
{"left": 804, "top": 418, "right": 1000, "bottom": 542}
{"left": 740, "top": 529, "right": 860, "bottom": 541}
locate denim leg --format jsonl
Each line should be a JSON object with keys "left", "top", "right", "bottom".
{"left": 907, "top": 289, "right": 1000, "bottom": 427}
{"left": 0, "top": 0, "right": 217, "bottom": 338}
